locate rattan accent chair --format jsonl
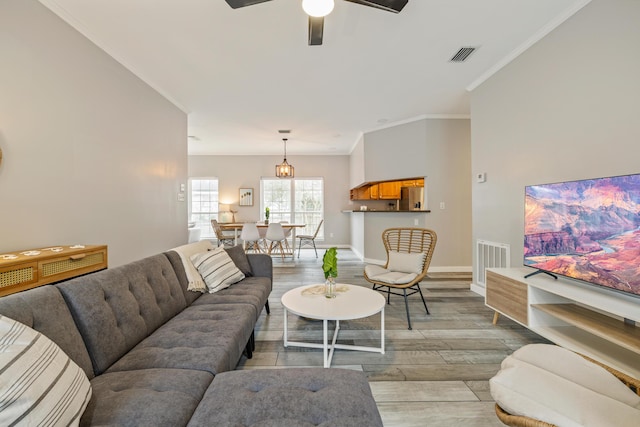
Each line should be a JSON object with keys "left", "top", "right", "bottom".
{"left": 494, "top": 355, "right": 640, "bottom": 426}
{"left": 364, "top": 228, "right": 437, "bottom": 330}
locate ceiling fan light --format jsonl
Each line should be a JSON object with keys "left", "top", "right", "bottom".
{"left": 302, "top": 0, "right": 334, "bottom": 17}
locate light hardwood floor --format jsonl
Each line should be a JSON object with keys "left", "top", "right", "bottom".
{"left": 237, "top": 249, "right": 549, "bottom": 426}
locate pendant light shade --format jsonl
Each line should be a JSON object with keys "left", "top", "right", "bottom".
{"left": 276, "top": 138, "right": 294, "bottom": 178}
{"left": 302, "top": 0, "right": 334, "bottom": 17}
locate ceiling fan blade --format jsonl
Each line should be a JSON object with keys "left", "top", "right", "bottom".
{"left": 225, "top": 0, "right": 273, "bottom": 9}
{"left": 343, "top": 0, "right": 408, "bottom": 13}
{"left": 308, "top": 16, "right": 324, "bottom": 46}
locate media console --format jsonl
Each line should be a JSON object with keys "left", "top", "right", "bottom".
{"left": 486, "top": 268, "right": 640, "bottom": 379}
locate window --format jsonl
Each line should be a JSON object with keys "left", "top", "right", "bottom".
{"left": 189, "top": 178, "right": 219, "bottom": 239}
{"left": 261, "top": 178, "right": 324, "bottom": 239}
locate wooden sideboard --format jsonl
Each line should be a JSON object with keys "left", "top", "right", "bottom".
{"left": 0, "top": 245, "right": 108, "bottom": 297}
{"left": 486, "top": 268, "right": 640, "bottom": 379}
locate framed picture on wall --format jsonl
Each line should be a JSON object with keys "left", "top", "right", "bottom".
{"left": 239, "top": 188, "right": 253, "bottom": 206}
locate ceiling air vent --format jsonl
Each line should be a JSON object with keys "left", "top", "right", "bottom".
{"left": 450, "top": 46, "right": 477, "bottom": 62}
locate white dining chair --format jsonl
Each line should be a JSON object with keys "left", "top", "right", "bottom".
{"left": 240, "top": 223, "right": 262, "bottom": 253}
{"left": 266, "top": 223, "right": 288, "bottom": 260}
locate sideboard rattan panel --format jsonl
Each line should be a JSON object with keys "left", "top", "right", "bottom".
{"left": 0, "top": 245, "right": 107, "bottom": 297}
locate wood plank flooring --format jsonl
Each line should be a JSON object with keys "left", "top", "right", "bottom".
{"left": 237, "top": 249, "right": 549, "bottom": 426}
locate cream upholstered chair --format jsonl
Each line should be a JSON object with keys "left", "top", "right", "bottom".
{"left": 266, "top": 223, "right": 288, "bottom": 260}
{"left": 490, "top": 350, "right": 640, "bottom": 427}
{"left": 296, "top": 219, "right": 323, "bottom": 258}
{"left": 211, "top": 219, "right": 235, "bottom": 247}
{"left": 240, "top": 223, "right": 263, "bottom": 253}
{"left": 363, "top": 228, "right": 437, "bottom": 330}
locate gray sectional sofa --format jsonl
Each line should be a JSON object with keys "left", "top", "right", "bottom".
{"left": 0, "top": 245, "right": 383, "bottom": 426}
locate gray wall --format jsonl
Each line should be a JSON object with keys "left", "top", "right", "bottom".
{"left": 188, "top": 154, "right": 351, "bottom": 246}
{"left": 470, "top": 0, "right": 640, "bottom": 289}
{"left": 358, "top": 119, "right": 472, "bottom": 268}
{"left": 0, "top": 0, "right": 188, "bottom": 267}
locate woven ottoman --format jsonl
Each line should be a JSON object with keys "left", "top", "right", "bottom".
{"left": 187, "top": 368, "right": 383, "bottom": 427}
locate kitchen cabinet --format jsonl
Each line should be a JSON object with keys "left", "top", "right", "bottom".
{"left": 378, "top": 181, "right": 401, "bottom": 199}
{"left": 350, "top": 177, "right": 424, "bottom": 201}
{"left": 369, "top": 184, "right": 379, "bottom": 199}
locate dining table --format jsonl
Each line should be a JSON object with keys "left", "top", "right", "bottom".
{"left": 219, "top": 222, "right": 306, "bottom": 258}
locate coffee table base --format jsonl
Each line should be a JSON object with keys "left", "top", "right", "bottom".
{"left": 283, "top": 309, "right": 385, "bottom": 368}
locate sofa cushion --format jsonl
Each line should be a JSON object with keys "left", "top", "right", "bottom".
{"left": 225, "top": 244, "right": 253, "bottom": 277}
{"left": 191, "top": 277, "right": 272, "bottom": 321}
{"left": 191, "top": 246, "right": 245, "bottom": 293}
{"left": 0, "top": 315, "right": 92, "bottom": 427}
{"left": 187, "top": 368, "right": 384, "bottom": 427}
{"left": 0, "top": 285, "right": 94, "bottom": 378}
{"left": 83, "top": 368, "right": 212, "bottom": 427}
{"left": 58, "top": 253, "right": 188, "bottom": 375}
{"left": 106, "top": 303, "right": 255, "bottom": 375}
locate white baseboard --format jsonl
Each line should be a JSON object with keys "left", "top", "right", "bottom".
{"left": 470, "top": 282, "right": 486, "bottom": 297}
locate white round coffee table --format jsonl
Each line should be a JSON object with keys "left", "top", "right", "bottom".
{"left": 281, "top": 283, "right": 385, "bottom": 368}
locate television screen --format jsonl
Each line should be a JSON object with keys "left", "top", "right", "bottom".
{"left": 524, "top": 173, "right": 640, "bottom": 298}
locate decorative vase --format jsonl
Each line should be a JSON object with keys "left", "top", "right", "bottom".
{"left": 324, "top": 276, "right": 336, "bottom": 299}
{"left": 264, "top": 218, "right": 269, "bottom": 225}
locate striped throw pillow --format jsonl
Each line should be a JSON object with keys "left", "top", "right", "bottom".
{"left": 0, "top": 315, "right": 92, "bottom": 426}
{"left": 191, "top": 246, "right": 245, "bottom": 293}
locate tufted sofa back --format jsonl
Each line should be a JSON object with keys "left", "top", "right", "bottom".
{"left": 0, "top": 285, "right": 96, "bottom": 378}
{"left": 57, "top": 253, "right": 187, "bottom": 375}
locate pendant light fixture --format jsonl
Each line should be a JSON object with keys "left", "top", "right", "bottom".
{"left": 276, "top": 138, "right": 294, "bottom": 178}
{"left": 302, "top": 0, "right": 335, "bottom": 17}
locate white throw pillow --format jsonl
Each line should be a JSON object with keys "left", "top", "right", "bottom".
{"left": 387, "top": 251, "right": 426, "bottom": 274}
{"left": 0, "top": 315, "right": 92, "bottom": 426}
{"left": 172, "top": 240, "right": 215, "bottom": 292}
{"left": 191, "top": 246, "right": 245, "bottom": 293}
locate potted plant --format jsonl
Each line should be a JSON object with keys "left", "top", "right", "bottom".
{"left": 265, "top": 207, "right": 270, "bottom": 224}
{"left": 322, "top": 247, "right": 338, "bottom": 298}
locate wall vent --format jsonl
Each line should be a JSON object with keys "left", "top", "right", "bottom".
{"left": 476, "top": 240, "right": 510, "bottom": 286}
{"left": 450, "top": 46, "right": 477, "bottom": 62}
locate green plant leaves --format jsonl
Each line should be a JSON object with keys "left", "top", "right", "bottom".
{"left": 322, "top": 247, "right": 338, "bottom": 279}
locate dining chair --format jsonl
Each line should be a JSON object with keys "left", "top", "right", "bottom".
{"left": 265, "top": 223, "right": 288, "bottom": 260}
{"left": 211, "top": 219, "right": 235, "bottom": 247}
{"left": 240, "top": 223, "right": 263, "bottom": 253}
{"left": 296, "top": 219, "right": 323, "bottom": 258}
{"left": 363, "top": 228, "right": 437, "bottom": 330}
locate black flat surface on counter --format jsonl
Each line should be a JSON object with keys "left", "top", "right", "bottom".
{"left": 343, "top": 210, "right": 431, "bottom": 213}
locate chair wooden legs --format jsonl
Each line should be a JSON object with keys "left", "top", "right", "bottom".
{"left": 265, "top": 300, "right": 270, "bottom": 315}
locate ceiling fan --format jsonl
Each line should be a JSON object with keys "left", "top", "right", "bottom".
{"left": 225, "top": 0, "right": 408, "bottom": 45}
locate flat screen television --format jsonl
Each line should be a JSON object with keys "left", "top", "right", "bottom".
{"left": 524, "top": 173, "right": 640, "bottom": 298}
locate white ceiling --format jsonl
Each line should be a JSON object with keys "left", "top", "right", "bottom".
{"left": 41, "top": 0, "right": 589, "bottom": 155}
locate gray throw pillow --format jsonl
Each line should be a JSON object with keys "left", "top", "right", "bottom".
{"left": 224, "top": 244, "right": 253, "bottom": 277}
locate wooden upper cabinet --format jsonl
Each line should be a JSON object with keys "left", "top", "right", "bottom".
{"left": 378, "top": 181, "right": 401, "bottom": 199}
{"left": 350, "top": 178, "right": 424, "bottom": 201}
{"left": 369, "top": 184, "right": 379, "bottom": 199}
